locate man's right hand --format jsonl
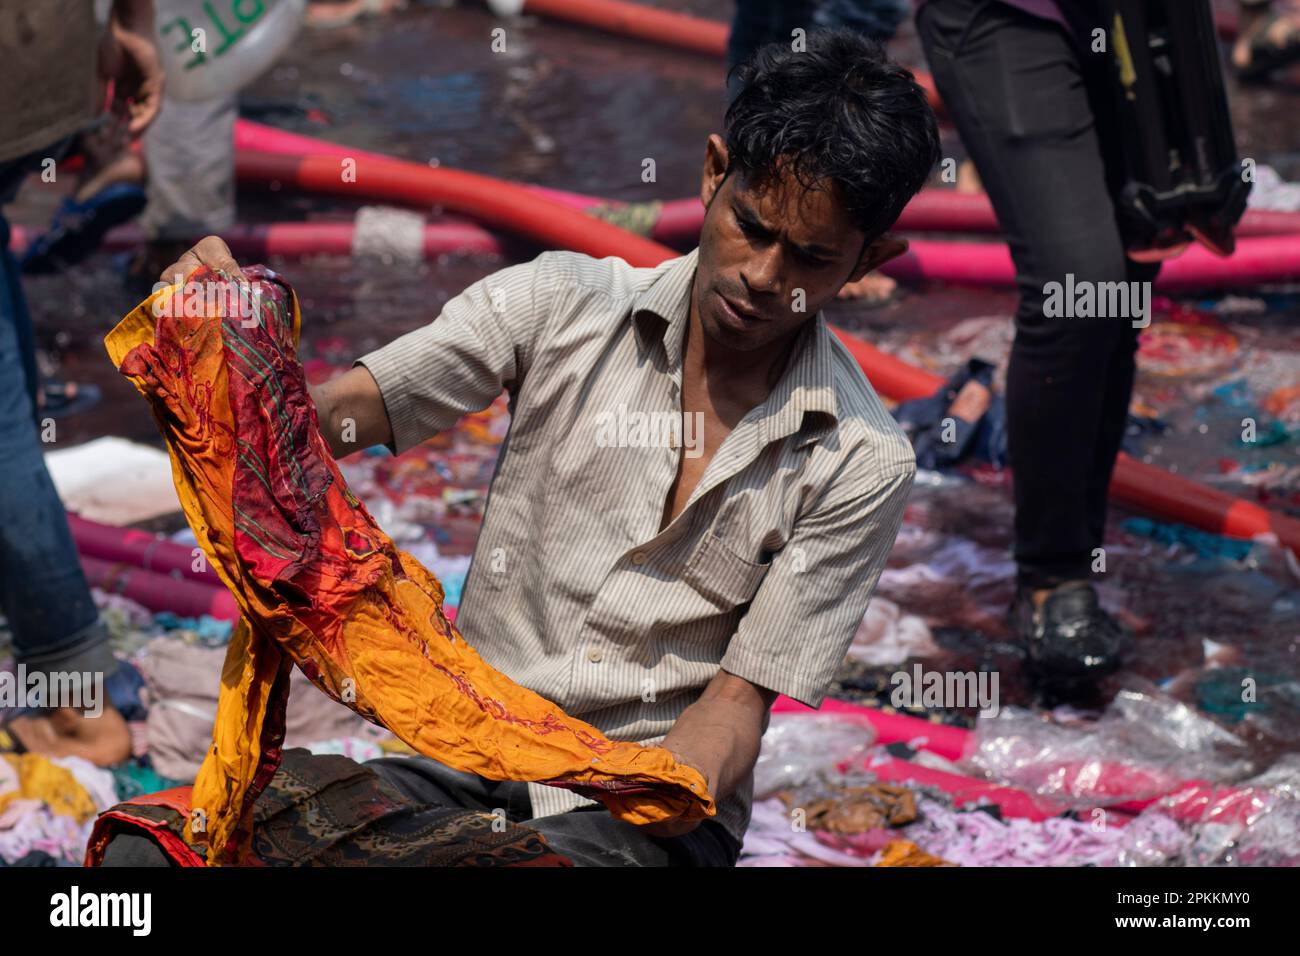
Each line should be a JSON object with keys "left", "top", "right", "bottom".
{"left": 159, "top": 235, "right": 246, "bottom": 285}
{"left": 155, "top": 238, "right": 394, "bottom": 458}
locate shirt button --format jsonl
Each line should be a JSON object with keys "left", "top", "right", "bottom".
{"left": 586, "top": 647, "right": 604, "bottom": 663}
{"left": 630, "top": 551, "right": 648, "bottom": 565}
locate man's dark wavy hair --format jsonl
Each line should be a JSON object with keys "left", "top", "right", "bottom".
{"left": 724, "top": 29, "right": 941, "bottom": 243}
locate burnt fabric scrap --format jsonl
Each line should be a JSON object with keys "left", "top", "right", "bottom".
{"left": 105, "top": 266, "right": 713, "bottom": 865}
{"left": 780, "top": 782, "right": 919, "bottom": 833}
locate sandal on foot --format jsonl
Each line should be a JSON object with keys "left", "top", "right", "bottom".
{"left": 37, "top": 379, "right": 102, "bottom": 419}
{"left": 19, "top": 182, "right": 146, "bottom": 275}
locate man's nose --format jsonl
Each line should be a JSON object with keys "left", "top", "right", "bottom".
{"left": 740, "top": 245, "right": 783, "bottom": 296}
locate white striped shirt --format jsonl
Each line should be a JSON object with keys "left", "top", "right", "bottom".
{"left": 358, "top": 248, "right": 915, "bottom": 845}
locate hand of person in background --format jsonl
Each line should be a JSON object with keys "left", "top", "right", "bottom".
{"left": 98, "top": 0, "right": 165, "bottom": 137}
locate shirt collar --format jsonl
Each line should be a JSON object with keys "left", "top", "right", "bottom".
{"left": 631, "top": 248, "right": 697, "bottom": 374}
{"left": 759, "top": 316, "right": 839, "bottom": 449}
{"left": 631, "top": 247, "right": 839, "bottom": 449}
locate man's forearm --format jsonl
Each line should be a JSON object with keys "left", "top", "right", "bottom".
{"left": 661, "top": 669, "right": 776, "bottom": 803}
{"left": 309, "top": 365, "right": 394, "bottom": 459}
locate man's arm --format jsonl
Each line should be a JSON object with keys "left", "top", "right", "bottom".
{"left": 648, "top": 452, "right": 915, "bottom": 836}
{"left": 309, "top": 367, "right": 393, "bottom": 459}
{"left": 720, "top": 457, "right": 914, "bottom": 706}
{"left": 649, "top": 668, "right": 777, "bottom": 837}
{"left": 102, "top": 0, "right": 164, "bottom": 135}
{"left": 349, "top": 251, "right": 561, "bottom": 456}
{"left": 159, "top": 240, "right": 562, "bottom": 459}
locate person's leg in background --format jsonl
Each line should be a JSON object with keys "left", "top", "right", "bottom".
{"left": 1073, "top": 42, "right": 1161, "bottom": 575}
{"left": 0, "top": 157, "right": 129, "bottom": 764}
{"left": 815, "top": 0, "right": 911, "bottom": 40}
{"left": 916, "top": 0, "right": 1152, "bottom": 691}
{"left": 727, "top": 0, "right": 821, "bottom": 94}
{"left": 129, "top": 94, "right": 238, "bottom": 283}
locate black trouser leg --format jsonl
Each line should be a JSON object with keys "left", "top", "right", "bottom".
{"left": 917, "top": 0, "right": 1158, "bottom": 590}
{"left": 367, "top": 756, "right": 738, "bottom": 867}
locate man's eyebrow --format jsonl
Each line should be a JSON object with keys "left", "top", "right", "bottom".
{"left": 795, "top": 240, "right": 838, "bottom": 258}
{"left": 731, "top": 198, "right": 767, "bottom": 229}
{"left": 733, "top": 199, "right": 837, "bottom": 258}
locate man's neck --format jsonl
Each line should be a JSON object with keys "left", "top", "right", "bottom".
{"left": 682, "top": 293, "right": 803, "bottom": 413}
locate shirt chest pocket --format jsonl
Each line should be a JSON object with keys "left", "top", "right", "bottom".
{"left": 680, "top": 532, "right": 770, "bottom": 610}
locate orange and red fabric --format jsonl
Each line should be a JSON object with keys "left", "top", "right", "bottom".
{"left": 105, "top": 266, "right": 713, "bottom": 865}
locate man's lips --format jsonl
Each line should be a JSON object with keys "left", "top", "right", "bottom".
{"left": 717, "top": 291, "right": 766, "bottom": 325}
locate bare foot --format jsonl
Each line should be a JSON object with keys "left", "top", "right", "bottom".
{"left": 73, "top": 150, "right": 146, "bottom": 204}
{"left": 837, "top": 272, "right": 898, "bottom": 305}
{"left": 7, "top": 704, "right": 131, "bottom": 766}
{"left": 1232, "top": 4, "right": 1300, "bottom": 77}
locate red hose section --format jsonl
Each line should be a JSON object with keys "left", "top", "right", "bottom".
{"left": 595, "top": 192, "right": 1300, "bottom": 244}
{"left": 649, "top": 196, "right": 705, "bottom": 245}
{"left": 81, "top": 556, "right": 239, "bottom": 622}
{"left": 236, "top": 150, "right": 672, "bottom": 267}
{"left": 10, "top": 221, "right": 506, "bottom": 259}
{"left": 893, "top": 191, "right": 1300, "bottom": 239}
{"left": 235, "top": 119, "right": 392, "bottom": 164}
{"left": 879, "top": 236, "right": 1300, "bottom": 291}
{"left": 521, "top": 0, "right": 727, "bottom": 58}
{"left": 235, "top": 120, "right": 1300, "bottom": 242}
{"left": 868, "top": 756, "right": 1056, "bottom": 820}
{"left": 69, "top": 514, "right": 221, "bottom": 587}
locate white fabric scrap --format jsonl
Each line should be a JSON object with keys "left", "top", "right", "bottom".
{"left": 351, "top": 205, "right": 426, "bottom": 265}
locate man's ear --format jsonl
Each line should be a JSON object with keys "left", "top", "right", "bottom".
{"left": 847, "top": 234, "right": 909, "bottom": 283}
{"left": 701, "top": 134, "right": 729, "bottom": 208}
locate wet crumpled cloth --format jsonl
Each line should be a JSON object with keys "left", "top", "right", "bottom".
{"left": 846, "top": 597, "right": 939, "bottom": 667}
{"left": 105, "top": 266, "right": 713, "bottom": 864}
{"left": 0, "top": 755, "right": 118, "bottom": 864}
{"left": 137, "top": 636, "right": 392, "bottom": 781}
{"left": 780, "top": 782, "right": 918, "bottom": 833}
{"left": 0, "top": 753, "right": 99, "bottom": 823}
{"left": 963, "top": 688, "right": 1255, "bottom": 810}
{"left": 874, "top": 839, "right": 955, "bottom": 867}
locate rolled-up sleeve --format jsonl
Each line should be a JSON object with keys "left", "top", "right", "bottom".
{"left": 720, "top": 452, "right": 914, "bottom": 708}
{"left": 356, "top": 251, "right": 560, "bottom": 455}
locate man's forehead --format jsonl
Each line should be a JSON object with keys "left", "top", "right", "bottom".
{"left": 729, "top": 165, "right": 858, "bottom": 248}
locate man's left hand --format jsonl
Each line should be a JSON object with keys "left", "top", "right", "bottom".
{"left": 640, "top": 749, "right": 714, "bottom": 839}
{"left": 98, "top": 0, "right": 164, "bottom": 136}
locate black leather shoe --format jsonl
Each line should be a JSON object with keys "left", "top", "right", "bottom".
{"left": 1012, "top": 581, "right": 1125, "bottom": 693}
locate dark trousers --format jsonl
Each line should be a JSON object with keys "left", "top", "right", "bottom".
{"left": 100, "top": 755, "right": 741, "bottom": 867}
{"left": 917, "top": 0, "right": 1159, "bottom": 589}
{"left": 727, "top": 0, "right": 910, "bottom": 94}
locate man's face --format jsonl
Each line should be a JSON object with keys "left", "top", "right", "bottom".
{"left": 695, "top": 141, "right": 871, "bottom": 353}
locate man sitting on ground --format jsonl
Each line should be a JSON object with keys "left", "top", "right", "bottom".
{"left": 105, "top": 29, "right": 939, "bottom": 867}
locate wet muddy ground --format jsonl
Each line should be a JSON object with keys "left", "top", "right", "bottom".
{"left": 8, "top": 2, "right": 1300, "bottom": 774}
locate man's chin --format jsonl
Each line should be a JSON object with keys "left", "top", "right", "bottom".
{"left": 702, "top": 313, "right": 772, "bottom": 352}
